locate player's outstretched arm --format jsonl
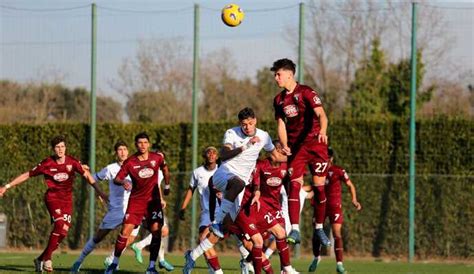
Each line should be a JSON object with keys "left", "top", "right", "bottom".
{"left": 219, "top": 144, "right": 244, "bottom": 161}
{"left": 0, "top": 172, "right": 30, "bottom": 197}
{"left": 83, "top": 170, "right": 108, "bottom": 202}
{"left": 345, "top": 179, "right": 361, "bottom": 211}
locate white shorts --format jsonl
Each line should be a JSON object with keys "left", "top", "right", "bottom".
{"left": 212, "top": 168, "right": 233, "bottom": 192}
{"left": 99, "top": 208, "right": 140, "bottom": 236}
{"left": 99, "top": 208, "right": 125, "bottom": 230}
{"left": 199, "top": 211, "right": 211, "bottom": 228}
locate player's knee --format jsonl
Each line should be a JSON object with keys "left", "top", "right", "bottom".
{"left": 251, "top": 234, "right": 263, "bottom": 247}
{"left": 53, "top": 220, "right": 69, "bottom": 237}
{"left": 226, "top": 178, "right": 245, "bottom": 200}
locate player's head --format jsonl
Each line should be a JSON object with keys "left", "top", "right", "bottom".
{"left": 114, "top": 140, "right": 129, "bottom": 162}
{"left": 238, "top": 107, "right": 257, "bottom": 136}
{"left": 273, "top": 139, "right": 283, "bottom": 152}
{"left": 134, "top": 132, "right": 150, "bottom": 154}
{"left": 271, "top": 58, "right": 296, "bottom": 88}
{"left": 328, "top": 146, "right": 334, "bottom": 161}
{"left": 50, "top": 135, "right": 67, "bottom": 158}
{"left": 202, "top": 146, "right": 218, "bottom": 164}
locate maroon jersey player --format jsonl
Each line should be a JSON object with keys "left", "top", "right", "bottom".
{"left": 0, "top": 135, "right": 107, "bottom": 272}
{"left": 251, "top": 141, "right": 297, "bottom": 273}
{"left": 272, "top": 58, "right": 330, "bottom": 246}
{"left": 308, "top": 147, "right": 361, "bottom": 274}
{"left": 105, "top": 132, "right": 169, "bottom": 274}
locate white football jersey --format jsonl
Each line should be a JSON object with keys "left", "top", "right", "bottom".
{"left": 94, "top": 162, "right": 131, "bottom": 213}
{"left": 218, "top": 126, "right": 275, "bottom": 184}
{"left": 189, "top": 165, "right": 218, "bottom": 215}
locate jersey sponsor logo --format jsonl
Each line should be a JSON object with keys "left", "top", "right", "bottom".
{"left": 313, "top": 95, "right": 322, "bottom": 105}
{"left": 266, "top": 177, "right": 282, "bottom": 187}
{"left": 283, "top": 105, "right": 298, "bottom": 117}
{"left": 150, "top": 160, "right": 156, "bottom": 167}
{"left": 138, "top": 168, "right": 154, "bottom": 178}
{"left": 53, "top": 172, "right": 69, "bottom": 182}
{"left": 66, "top": 165, "right": 73, "bottom": 172}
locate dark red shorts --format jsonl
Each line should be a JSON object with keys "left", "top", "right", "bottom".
{"left": 230, "top": 204, "right": 260, "bottom": 239}
{"left": 45, "top": 197, "right": 73, "bottom": 224}
{"left": 256, "top": 204, "right": 285, "bottom": 233}
{"left": 326, "top": 203, "right": 343, "bottom": 224}
{"left": 124, "top": 199, "right": 164, "bottom": 227}
{"left": 289, "top": 138, "right": 329, "bottom": 179}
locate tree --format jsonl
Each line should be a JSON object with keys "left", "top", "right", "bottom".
{"left": 0, "top": 80, "right": 122, "bottom": 123}
{"left": 346, "top": 40, "right": 432, "bottom": 119}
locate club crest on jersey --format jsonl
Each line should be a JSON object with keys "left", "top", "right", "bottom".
{"left": 313, "top": 95, "right": 322, "bottom": 105}
{"left": 55, "top": 209, "right": 61, "bottom": 215}
{"left": 66, "top": 165, "right": 73, "bottom": 172}
{"left": 150, "top": 160, "right": 156, "bottom": 167}
{"left": 138, "top": 168, "right": 154, "bottom": 178}
{"left": 53, "top": 172, "right": 69, "bottom": 182}
{"left": 267, "top": 177, "right": 282, "bottom": 187}
{"left": 280, "top": 170, "right": 287, "bottom": 177}
{"left": 283, "top": 105, "right": 298, "bottom": 117}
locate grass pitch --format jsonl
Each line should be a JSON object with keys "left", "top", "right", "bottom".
{"left": 0, "top": 251, "right": 472, "bottom": 273}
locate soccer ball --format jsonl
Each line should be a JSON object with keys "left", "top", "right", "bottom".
{"left": 221, "top": 4, "right": 245, "bottom": 27}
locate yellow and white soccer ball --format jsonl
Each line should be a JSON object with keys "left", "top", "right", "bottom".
{"left": 221, "top": 4, "right": 245, "bottom": 27}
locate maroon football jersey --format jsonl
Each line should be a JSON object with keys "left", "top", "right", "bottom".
{"left": 116, "top": 151, "right": 165, "bottom": 203}
{"left": 325, "top": 165, "right": 350, "bottom": 205}
{"left": 253, "top": 158, "right": 288, "bottom": 211}
{"left": 273, "top": 84, "right": 323, "bottom": 147}
{"left": 29, "top": 155, "right": 85, "bottom": 201}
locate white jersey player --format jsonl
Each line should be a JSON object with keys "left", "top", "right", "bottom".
{"left": 71, "top": 141, "right": 140, "bottom": 273}
{"left": 179, "top": 146, "right": 222, "bottom": 273}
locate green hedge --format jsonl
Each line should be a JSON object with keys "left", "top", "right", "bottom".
{"left": 0, "top": 118, "right": 472, "bottom": 258}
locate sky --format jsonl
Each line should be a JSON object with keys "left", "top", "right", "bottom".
{"left": 1, "top": 0, "right": 473, "bottom": 101}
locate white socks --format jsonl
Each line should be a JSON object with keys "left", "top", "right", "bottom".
{"left": 291, "top": 224, "right": 300, "bottom": 231}
{"left": 136, "top": 234, "right": 152, "bottom": 249}
{"left": 191, "top": 238, "right": 214, "bottom": 260}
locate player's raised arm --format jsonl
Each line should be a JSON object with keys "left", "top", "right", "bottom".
{"left": 0, "top": 172, "right": 30, "bottom": 197}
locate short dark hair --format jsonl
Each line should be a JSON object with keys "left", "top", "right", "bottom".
{"left": 328, "top": 147, "right": 334, "bottom": 157}
{"left": 270, "top": 58, "right": 296, "bottom": 74}
{"left": 50, "top": 135, "right": 66, "bottom": 148}
{"left": 238, "top": 107, "right": 256, "bottom": 121}
{"left": 114, "top": 140, "right": 128, "bottom": 151}
{"left": 134, "top": 132, "right": 150, "bottom": 143}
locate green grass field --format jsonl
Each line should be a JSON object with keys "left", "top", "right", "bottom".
{"left": 0, "top": 251, "right": 472, "bottom": 274}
